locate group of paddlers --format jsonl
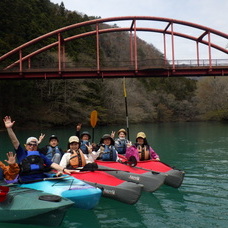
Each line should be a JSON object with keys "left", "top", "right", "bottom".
{"left": 0, "top": 116, "right": 160, "bottom": 184}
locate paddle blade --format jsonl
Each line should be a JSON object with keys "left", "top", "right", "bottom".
{"left": 0, "top": 186, "right": 9, "bottom": 202}
{"left": 90, "top": 110, "right": 98, "bottom": 128}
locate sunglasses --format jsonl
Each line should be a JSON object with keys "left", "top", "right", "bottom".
{"left": 27, "top": 143, "right": 37, "bottom": 146}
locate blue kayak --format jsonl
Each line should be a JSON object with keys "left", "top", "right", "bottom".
{"left": 20, "top": 175, "right": 102, "bottom": 210}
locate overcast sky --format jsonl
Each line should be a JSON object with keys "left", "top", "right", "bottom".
{"left": 51, "top": 0, "right": 228, "bottom": 60}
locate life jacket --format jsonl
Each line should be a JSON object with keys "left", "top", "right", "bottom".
{"left": 46, "top": 146, "right": 62, "bottom": 160}
{"left": 68, "top": 149, "right": 86, "bottom": 169}
{"left": 19, "top": 151, "right": 45, "bottom": 176}
{"left": 137, "top": 145, "right": 150, "bottom": 161}
{"left": 115, "top": 138, "right": 128, "bottom": 154}
{"left": 99, "top": 145, "right": 117, "bottom": 161}
{"left": 80, "top": 140, "right": 90, "bottom": 154}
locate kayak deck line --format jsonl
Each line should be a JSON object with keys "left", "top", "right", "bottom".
{"left": 50, "top": 177, "right": 96, "bottom": 190}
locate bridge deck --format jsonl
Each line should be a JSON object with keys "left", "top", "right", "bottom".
{"left": 1, "top": 65, "right": 228, "bottom": 80}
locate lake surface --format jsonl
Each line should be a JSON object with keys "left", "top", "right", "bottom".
{"left": 0, "top": 122, "right": 227, "bottom": 228}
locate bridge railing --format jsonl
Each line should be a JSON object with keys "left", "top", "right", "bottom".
{"left": 1, "top": 58, "right": 228, "bottom": 72}
{"left": 171, "top": 59, "right": 228, "bottom": 67}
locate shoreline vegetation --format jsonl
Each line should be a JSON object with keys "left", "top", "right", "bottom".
{"left": 0, "top": 119, "right": 227, "bottom": 132}
{"left": 1, "top": 0, "right": 228, "bottom": 127}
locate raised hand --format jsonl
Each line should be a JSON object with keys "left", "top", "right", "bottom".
{"left": 85, "top": 144, "right": 93, "bottom": 153}
{"left": 76, "top": 123, "right": 82, "bottom": 131}
{"left": 3, "top": 116, "right": 15, "bottom": 128}
{"left": 111, "top": 131, "right": 115, "bottom": 138}
{"left": 38, "top": 133, "right": 45, "bottom": 144}
{"left": 4, "top": 152, "right": 17, "bottom": 165}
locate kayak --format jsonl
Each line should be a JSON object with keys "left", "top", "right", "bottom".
{"left": 119, "top": 155, "right": 185, "bottom": 188}
{"left": 0, "top": 185, "right": 73, "bottom": 226}
{"left": 95, "top": 160, "right": 166, "bottom": 192}
{"left": 71, "top": 170, "right": 142, "bottom": 205}
{"left": 19, "top": 175, "right": 102, "bottom": 210}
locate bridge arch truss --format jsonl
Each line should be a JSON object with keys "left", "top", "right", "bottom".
{"left": 0, "top": 16, "right": 228, "bottom": 79}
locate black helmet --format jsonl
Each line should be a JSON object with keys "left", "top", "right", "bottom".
{"left": 49, "top": 135, "right": 59, "bottom": 142}
{"left": 100, "top": 134, "right": 114, "bottom": 145}
{"left": 80, "top": 131, "right": 91, "bottom": 140}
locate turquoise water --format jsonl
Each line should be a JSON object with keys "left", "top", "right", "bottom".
{"left": 0, "top": 122, "right": 228, "bottom": 228}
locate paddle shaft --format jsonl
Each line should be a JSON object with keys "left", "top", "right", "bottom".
{"left": 18, "top": 175, "right": 70, "bottom": 184}
{"left": 123, "top": 78, "right": 130, "bottom": 140}
{"left": 77, "top": 168, "right": 130, "bottom": 172}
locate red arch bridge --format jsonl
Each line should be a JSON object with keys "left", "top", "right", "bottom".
{"left": 0, "top": 16, "right": 228, "bottom": 80}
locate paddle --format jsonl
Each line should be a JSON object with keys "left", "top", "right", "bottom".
{"left": 75, "top": 167, "right": 130, "bottom": 172}
{"left": 19, "top": 174, "right": 70, "bottom": 184}
{"left": 123, "top": 77, "right": 130, "bottom": 140}
{"left": 0, "top": 186, "right": 9, "bottom": 202}
{"left": 90, "top": 110, "right": 98, "bottom": 143}
{"left": 72, "top": 163, "right": 131, "bottom": 172}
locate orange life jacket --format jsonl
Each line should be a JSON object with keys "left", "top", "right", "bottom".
{"left": 69, "top": 149, "right": 86, "bottom": 168}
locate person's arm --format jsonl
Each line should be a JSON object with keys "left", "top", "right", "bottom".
{"left": 149, "top": 147, "right": 160, "bottom": 161}
{"left": 3, "top": 116, "right": 19, "bottom": 149}
{"left": 86, "top": 151, "right": 100, "bottom": 163}
{"left": 59, "top": 153, "right": 70, "bottom": 169}
{"left": 82, "top": 145, "right": 97, "bottom": 163}
{"left": 51, "top": 162, "right": 73, "bottom": 175}
{"left": 125, "top": 145, "right": 140, "bottom": 161}
{"left": 75, "top": 123, "right": 82, "bottom": 137}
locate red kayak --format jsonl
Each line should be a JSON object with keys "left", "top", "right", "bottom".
{"left": 71, "top": 171, "right": 142, "bottom": 205}
{"left": 95, "top": 160, "right": 166, "bottom": 192}
{"left": 118, "top": 155, "right": 185, "bottom": 188}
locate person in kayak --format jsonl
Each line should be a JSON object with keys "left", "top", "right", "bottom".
{"left": 111, "top": 128, "right": 132, "bottom": 154}
{"left": 39, "top": 135, "right": 64, "bottom": 164}
{"left": 96, "top": 134, "right": 119, "bottom": 161}
{"left": 0, "top": 152, "right": 20, "bottom": 183}
{"left": 57, "top": 136, "right": 98, "bottom": 174}
{"left": 125, "top": 132, "right": 160, "bottom": 161}
{"left": 75, "top": 123, "right": 98, "bottom": 154}
{"left": 3, "top": 116, "right": 73, "bottom": 183}
{"left": 80, "top": 131, "right": 92, "bottom": 154}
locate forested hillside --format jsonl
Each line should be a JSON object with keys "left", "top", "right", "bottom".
{"left": 0, "top": 0, "right": 228, "bottom": 128}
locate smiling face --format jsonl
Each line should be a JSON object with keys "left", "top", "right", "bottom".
{"left": 81, "top": 135, "right": 89, "bottom": 141}
{"left": 118, "top": 132, "right": 126, "bottom": 139}
{"left": 26, "top": 143, "right": 38, "bottom": 151}
{"left": 103, "top": 138, "right": 111, "bottom": 146}
{"left": 136, "top": 137, "right": 144, "bottom": 145}
{"left": 49, "top": 139, "right": 58, "bottom": 147}
{"left": 69, "top": 142, "right": 80, "bottom": 150}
